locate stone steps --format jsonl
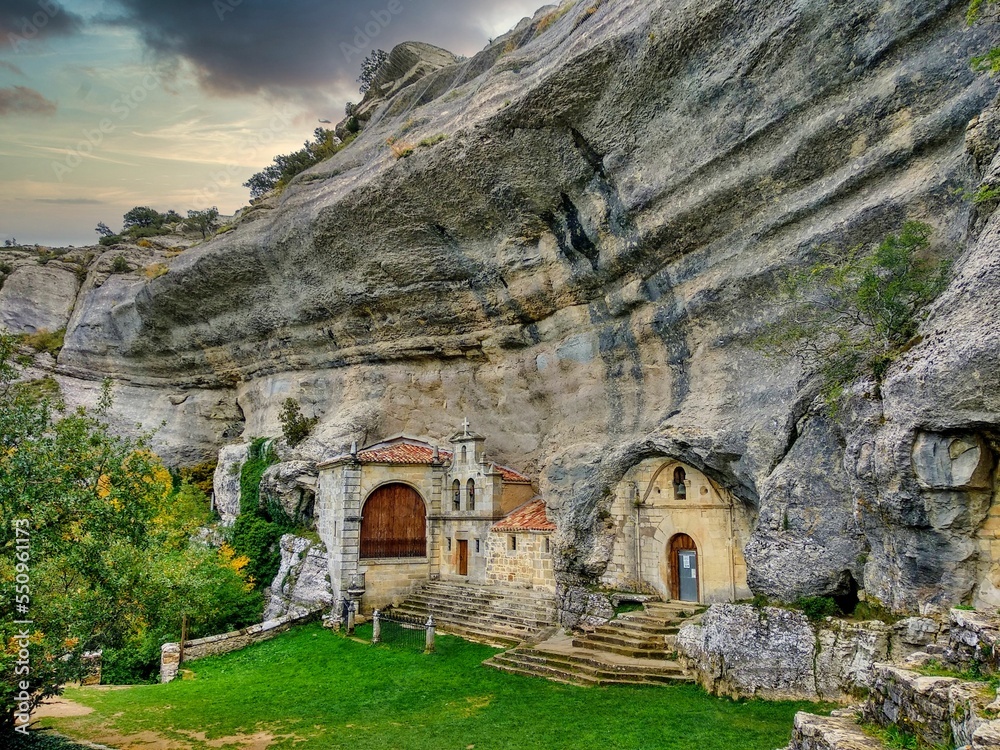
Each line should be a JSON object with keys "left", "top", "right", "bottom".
{"left": 786, "top": 713, "right": 887, "bottom": 750}
{"left": 400, "top": 594, "right": 555, "bottom": 623}
{"left": 388, "top": 581, "right": 557, "bottom": 647}
{"left": 484, "top": 649, "right": 691, "bottom": 687}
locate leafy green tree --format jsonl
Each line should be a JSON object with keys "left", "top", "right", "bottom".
{"left": 357, "top": 49, "right": 389, "bottom": 95}
{"left": 122, "top": 206, "right": 162, "bottom": 231}
{"left": 279, "top": 398, "right": 319, "bottom": 448}
{"left": 243, "top": 128, "right": 342, "bottom": 199}
{"left": 756, "top": 222, "right": 950, "bottom": 412}
{"left": 94, "top": 222, "right": 115, "bottom": 238}
{"left": 186, "top": 207, "right": 220, "bottom": 239}
{"left": 0, "top": 335, "right": 259, "bottom": 734}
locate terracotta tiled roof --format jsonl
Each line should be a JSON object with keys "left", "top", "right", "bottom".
{"left": 492, "top": 499, "right": 555, "bottom": 532}
{"left": 352, "top": 439, "right": 532, "bottom": 484}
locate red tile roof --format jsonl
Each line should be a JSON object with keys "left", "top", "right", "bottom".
{"left": 492, "top": 499, "right": 555, "bottom": 532}
{"left": 353, "top": 439, "right": 532, "bottom": 484}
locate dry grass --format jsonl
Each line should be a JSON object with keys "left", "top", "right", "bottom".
{"left": 386, "top": 137, "right": 415, "bottom": 159}
{"left": 143, "top": 263, "right": 168, "bottom": 280}
{"left": 535, "top": 2, "right": 575, "bottom": 36}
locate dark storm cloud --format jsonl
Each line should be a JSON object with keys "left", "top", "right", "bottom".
{"left": 108, "top": 0, "right": 538, "bottom": 98}
{"left": 0, "top": 84, "right": 55, "bottom": 115}
{"left": 0, "top": 0, "right": 85, "bottom": 48}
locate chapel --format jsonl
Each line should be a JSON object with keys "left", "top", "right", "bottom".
{"left": 316, "top": 422, "right": 556, "bottom": 611}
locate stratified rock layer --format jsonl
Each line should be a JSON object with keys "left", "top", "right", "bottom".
{"left": 32, "top": 0, "right": 1000, "bottom": 612}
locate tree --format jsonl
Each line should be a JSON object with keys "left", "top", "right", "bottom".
{"left": 756, "top": 222, "right": 951, "bottom": 412}
{"left": 357, "top": 49, "right": 389, "bottom": 95}
{"left": 279, "top": 398, "right": 319, "bottom": 448}
{"left": 0, "top": 336, "right": 259, "bottom": 734}
{"left": 95, "top": 222, "right": 115, "bottom": 238}
{"left": 187, "top": 207, "right": 220, "bottom": 239}
{"left": 243, "top": 128, "right": 342, "bottom": 200}
{"left": 122, "top": 206, "right": 162, "bottom": 231}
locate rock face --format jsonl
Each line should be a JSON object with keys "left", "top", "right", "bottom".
{"left": 18, "top": 0, "right": 1000, "bottom": 613}
{"left": 675, "top": 603, "right": 953, "bottom": 701}
{"left": 263, "top": 534, "right": 333, "bottom": 620}
{"left": 259, "top": 461, "right": 318, "bottom": 526}
{"left": 0, "top": 262, "right": 80, "bottom": 334}
{"left": 213, "top": 443, "right": 249, "bottom": 524}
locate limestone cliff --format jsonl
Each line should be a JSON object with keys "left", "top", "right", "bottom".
{"left": 14, "top": 0, "right": 1000, "bottom": 613}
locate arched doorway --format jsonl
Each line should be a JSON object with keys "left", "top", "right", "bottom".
{"left": 669, "top": 533, "right": 699, "bottom": 602}
{"left": 360, "top": 484, "right": 427, "bottom": 559}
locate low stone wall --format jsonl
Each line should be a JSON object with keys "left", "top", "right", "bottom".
{"left": 945, "top": 608, "right": 1000, "bottom": 673}
{"left": 160, "top": 609, "right": 321, "bottom": 683}
{"left": 867, "top": 663, "right": 996, "bottom": 748}
{"left": 675, "top": 603, "right": 943, "bottom": 701}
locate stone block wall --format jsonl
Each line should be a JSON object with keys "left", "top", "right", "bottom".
{"left": 159, "top": 609, "right": 320, "bottom": 683}
{"left": 599, "top": 457, "right": 752, "bottom": 603}
{"left": 485, "top": 530, "right": 555, "bottom": 591}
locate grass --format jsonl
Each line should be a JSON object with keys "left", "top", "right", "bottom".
{"left": 21, "top": 328, "right": 65, "bottom": 357}
{"left": 37, "top": 623, "right": 823, "bottom": 750}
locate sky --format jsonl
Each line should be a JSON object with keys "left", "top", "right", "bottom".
{"left": 0, "top": 0, "right": 545, "bottom": 247}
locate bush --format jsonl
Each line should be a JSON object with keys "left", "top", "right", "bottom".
{"left": 143, "top": 263, "right": 168, "bottom": 280}
{"left": 279, "top": 398, "right": 318, "bottom": 447}
{"left": 111, "top": 255, "right": 130, "bottom": 273}
{"left": 244, "top": 128, "right": 345, "bottom": 199}
{"left": 795, "top": 596, "right": 839, "bottom": 622}
{"left": 21, "top": 328, "right": 65, "bottom": 357}
{"left": 756, "top": 221, "right": 950, "bottom": 413}
{"left": 99, "top": 234, "right": 123, "bottom": 247}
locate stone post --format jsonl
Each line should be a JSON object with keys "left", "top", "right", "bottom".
{"left": 425, "top": 616, "right": 435, "bottom": 653}
{"left": 160, "top": 643, "right": 180, "bottom": 683}
{"left": 372, "top": 610, "right": 381, "bottom": 644}
{"left": 347, "top": 601, "right": 356, "bottom": 635}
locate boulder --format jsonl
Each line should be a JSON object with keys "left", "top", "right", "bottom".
{"left": 259, "top": 461, "right": 319, "bottom": 525}
{"left": 264, "top": 534, "right": 333, "bottom": 620}
{"left": 214, "top": 443, "right": 249, "bottom": 524}
{"left": 0, "top": 263, "right": 80, "bottom": 334}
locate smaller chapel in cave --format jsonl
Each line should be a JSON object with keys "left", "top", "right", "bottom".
{"left": 316, "top": 422, "right": 557, "bottom": 611}
{"left": 316, "top": 423, "right": 750, "bottom": 611}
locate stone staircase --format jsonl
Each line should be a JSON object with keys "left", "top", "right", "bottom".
{"left": 572, "top": 600, "right": 701, "bottom": 658}
{"left": 483, "top": 600, "right": 701, "bottom": 686}
{"left": 387, "top": 580, "right": 558, "bottom": 647}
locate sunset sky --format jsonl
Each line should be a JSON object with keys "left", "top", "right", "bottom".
{"left": 0, "top": 0, "right": 544, "bottom": 247}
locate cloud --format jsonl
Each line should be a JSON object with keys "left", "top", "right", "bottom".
{"left": 34, "top": 197, "right": 104, "bottom": 204}
{"left": 0, "top": 85, "right": 56, "bottom": 115}
{"left": 0, "top": 0, "right": 85, "bottom": 49}
{"left": 106, "top": 0, "right": 542, "bottom": 101}
{"left": 0, "top": 60, "right": 25, "bottom": 76}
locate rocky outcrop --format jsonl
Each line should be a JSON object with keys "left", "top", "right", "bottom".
{"left": 263, "top": 534, "right": 333, "bottom": 620}
{"left": 213, "top": 443, "right": 249, "bottom": 523}
{"left": 259, "top": 461, "right": 318, "bottom": 526}
{"left": 676, "top": 603, "right": 954, "bottom": 701}
{"left": 0, "top": 261, "right": 80, "bottom": 334}
{"left": 14, "top": 0, "right": 1000, "bottom": 612}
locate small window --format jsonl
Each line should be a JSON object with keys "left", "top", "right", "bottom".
{"left": 446, "top": 537, "right": 452, "bottom": 552}
{"left": 452, "top": 480, "right": 461, "bottom": 511}
{"left": 509, "top": 535, "right": 517, "bottom": 552}
{"left": 545, "top": 537, "right": 550, "bottom": 554}
{"left": 674, "top": 467, "right": 687, "bottom": 500}
{"left": 467, "top": 479, "right": 476, "bottom": 511}
{"left": 475, "top": 539, "right": 480, "bottom": 554}
{"left": 461, "top": 445, "right": 467, "bottom": 462}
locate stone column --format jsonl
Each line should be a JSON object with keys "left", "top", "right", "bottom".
{"left": 160, "top": 643, "right": 180, "bottom": 683}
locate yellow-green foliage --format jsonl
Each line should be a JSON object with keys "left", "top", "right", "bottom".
{"left": 418, "top": 134, "right": 448, "bottom": 148}
{"left": 387, "top": 137, "right": 415, "bottom": 159}
{"left": 178, "top": 461, "right": 218, "bottom": 496}
{"left": 535, "top": 2, "right": 574, "bottom": 36}
{"left": 21, "top": 327, "right": 65, "bottom": 356}
{"left": 143, "top": 263, "right": 168, "bottom": 280}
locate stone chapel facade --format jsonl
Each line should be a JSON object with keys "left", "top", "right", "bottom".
{"left": 316, "top": 425, "right": 554, "bottom": 611}
{"left": 316, "top": 424, "right": 750, "bottom": 612}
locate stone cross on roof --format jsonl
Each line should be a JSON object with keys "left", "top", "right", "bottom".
{"left": 462, "top": 417, "right": 471, "bottom": 436}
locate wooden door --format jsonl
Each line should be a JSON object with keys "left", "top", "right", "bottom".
{"left": 457, "top": 540, "right": 469, "bottom": 576}
{"left": 668, "top": 534, "right": 698, "bottom": 601}
{"left": 360, "top": 484, "right": 426, "bottom": 559}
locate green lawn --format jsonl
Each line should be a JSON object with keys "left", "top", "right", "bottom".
{"left": 37, "top": 623, "right": 822, "bottom": 750}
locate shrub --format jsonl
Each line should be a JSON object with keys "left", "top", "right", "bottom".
{"left": 387, "top": 138, "right": 415, "bottom": 159}
{"left": 795, "top": 596, "right": 839, "bottom": 622}
{"left": 99, "top": 234, "right": 123, "bottom": 247}
{"left": 279, "top": 398, "right": 319, "bottom": 447}
{"left": 418, "top": 134, "right": 448, "bottom": 148}
{"left": 143, "top": 263, "right": 168, "bottom": 280}
{"left": 110, "top": 255, "right": 130, "bottom": 273}
{"left": 21, "top": 328, "right": 65, "bottom": 357}
{"left": 244, "top": 128, "right": 345, "bottom": 199}
{"left": 755, "top": 221, "right": 950, "bottom": 414}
